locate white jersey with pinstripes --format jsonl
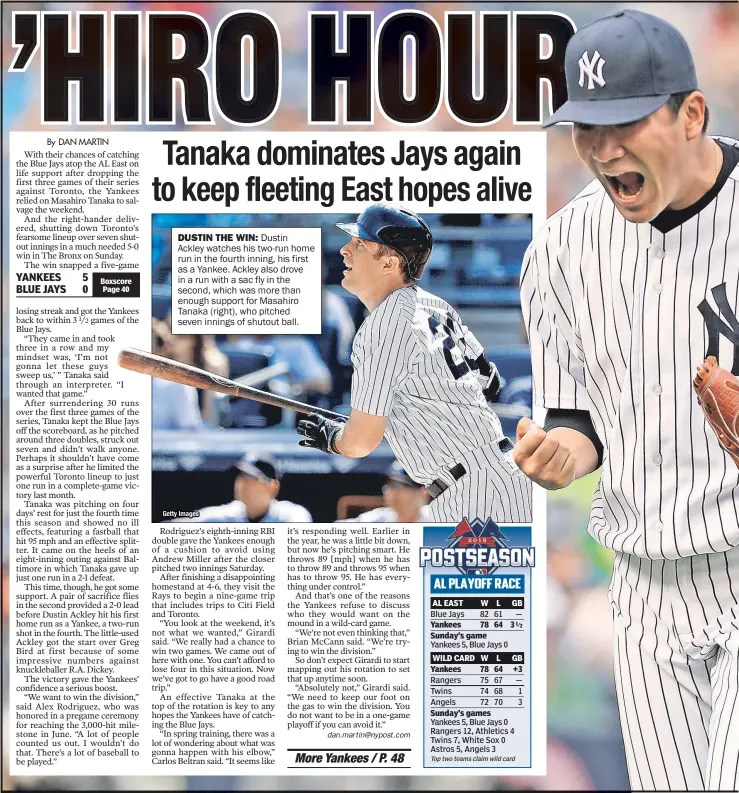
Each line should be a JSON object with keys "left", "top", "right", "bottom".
{"left": 350, "top": 285, "right": 531, "bottom": 521}
{"left": 521, "top": 136, "right": 739, "bottom": 560}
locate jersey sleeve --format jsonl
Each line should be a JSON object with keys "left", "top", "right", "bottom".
{"left": 350, "top": 298, "right": 415, "bottom": 416}
{"left": 445, "top": 306, "right": 500, "bottom": 395}
{"left": 447, "top": 305, "right": 486, "bottom": 359}
{"left": 520, "top": 223, "right": 588, "bottom": 410}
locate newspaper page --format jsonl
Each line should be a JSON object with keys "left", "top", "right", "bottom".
{"left": 3, "top": 0, "right": 672, "bottom": 786}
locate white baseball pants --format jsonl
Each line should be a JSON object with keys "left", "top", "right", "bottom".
{"left": 610, "top": 546, "right": 739, "bottom": 790}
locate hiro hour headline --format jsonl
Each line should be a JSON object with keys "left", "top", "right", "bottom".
{"left": 9, "top": 10, "right": 575, "bottom": 126}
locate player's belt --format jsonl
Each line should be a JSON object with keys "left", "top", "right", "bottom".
{"left": 425, "top": 463, "right": 467, "bottom": 499}
{"left": 425, "top": 438, "right": 515, "bottom": 500}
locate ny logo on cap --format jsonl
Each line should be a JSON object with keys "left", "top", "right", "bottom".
{"left": 578, "top": 50, "right": 606, "bottom": 90}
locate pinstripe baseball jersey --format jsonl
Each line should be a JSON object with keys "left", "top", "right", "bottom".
{"left": 350, "top": 285, "right": 529, "bottom": 521}
{"left": 521, "top": 135, "right": 739, "bottom": 560}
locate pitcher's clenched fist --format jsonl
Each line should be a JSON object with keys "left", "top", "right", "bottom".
{"left": 512, "top": 417, "right": 579, "bottom": 490}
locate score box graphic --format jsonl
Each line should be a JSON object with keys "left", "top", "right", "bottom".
{"left": 420, "top": 521, "right": 533, "bottom": 769}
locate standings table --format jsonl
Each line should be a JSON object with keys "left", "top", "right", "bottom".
{"left": 423, "top": 575, "right": 531, "bottom": 769}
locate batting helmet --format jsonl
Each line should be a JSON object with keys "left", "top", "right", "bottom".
{"left": 336, "top": 204, "right": 433, "bottom": 280}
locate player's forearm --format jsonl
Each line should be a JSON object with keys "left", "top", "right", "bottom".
{"left": 333, "top": 423, "right": 380, "bottom": 458}
{"left": 333, "top": 412, "right": 386, "bottom": 458}
{"left": 296, "top": 410, "right": 385, "bottom": 456}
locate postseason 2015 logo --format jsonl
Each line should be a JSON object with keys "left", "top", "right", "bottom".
{"left": 419, "top": 519, "right": 535, "bottom": 575}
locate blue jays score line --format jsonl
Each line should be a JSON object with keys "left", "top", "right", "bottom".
{"left": 418, "top": 547, "right": 536, "bottom": 569}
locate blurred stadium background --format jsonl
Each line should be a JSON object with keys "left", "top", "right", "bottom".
{"left": 5, "top": 0, "right": 739, "bottom": 790}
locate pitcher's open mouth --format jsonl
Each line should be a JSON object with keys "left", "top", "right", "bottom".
{"left": 604, "top": 172, "right": 645, "bottom": 202}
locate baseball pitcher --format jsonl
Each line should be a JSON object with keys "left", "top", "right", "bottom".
{"left": 516, "top": 10, "right": 739, "bottom": 790}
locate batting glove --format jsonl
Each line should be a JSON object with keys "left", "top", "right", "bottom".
{"left": 297, "top": 414, "right": 346, "bottom": 454}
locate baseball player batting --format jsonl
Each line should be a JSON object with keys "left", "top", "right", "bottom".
{"left": 516, "top": 10, "right": 739, "bottom": 791}
{"left": 297, "top": 204, "right": 532, "bottom": 524}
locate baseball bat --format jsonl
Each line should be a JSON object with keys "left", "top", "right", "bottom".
{"left": 117, "top": 348, "right": 346, "bottom": 421}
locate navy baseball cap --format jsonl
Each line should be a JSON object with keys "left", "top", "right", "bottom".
{"left": 543, "top": 10, "right": 697, "bottom": 128}
{"left": 232, "top": 453, "right": 281, "bottom": 482}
